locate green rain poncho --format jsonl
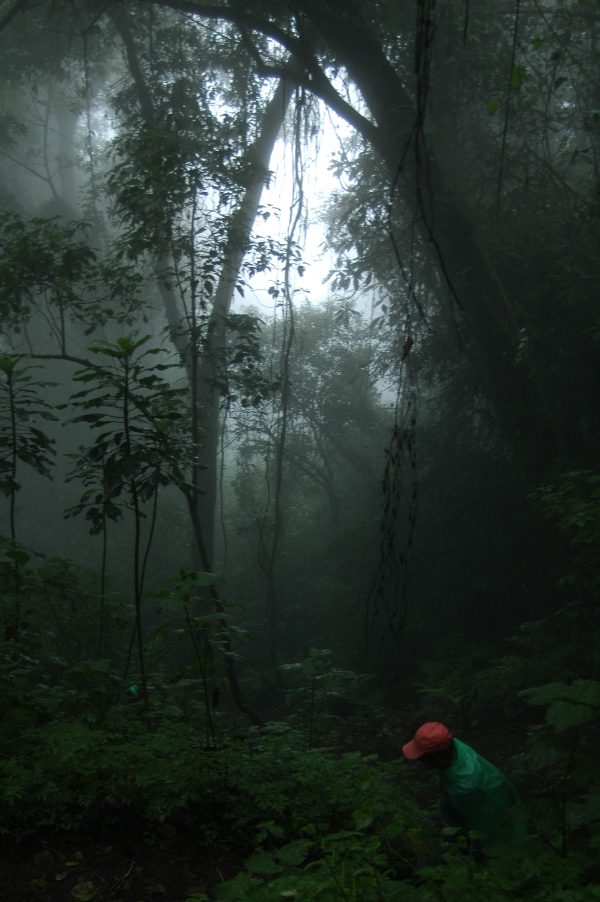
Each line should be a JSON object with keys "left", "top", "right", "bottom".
{"left": 439, "top": 739, "right": 525, "bottom": 849}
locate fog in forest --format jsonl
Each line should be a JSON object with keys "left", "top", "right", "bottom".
{"left": 0, "top": 1, "right": 599, "bottom": 899}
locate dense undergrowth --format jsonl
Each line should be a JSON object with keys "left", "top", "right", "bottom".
{"left": 1, "top": 472, "right": 599, "bottom": 899}
{"left": 2, "top": 602, "right": 599, "bottom": 899}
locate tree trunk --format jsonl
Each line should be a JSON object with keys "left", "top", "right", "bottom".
{"left": 192, "top": 77, "right": 294, "bottom": 566}
{"left": 51, "top": 84, "right": 79, "bottom": 212}
{"left": 297, "top": 0, "right": 559, "bottom": 477}
{"left": 111, "top": 7, "right": 293, "bottom": 560}
{"left": 111, "top": 7, "right": 294, "bottom": 720}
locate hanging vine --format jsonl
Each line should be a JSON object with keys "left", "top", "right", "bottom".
{"left": 365, "top": 380, "right": 418, "bottom": 658}
{"left": 368, "top": 1, "right": 439, "bottom": 655}
{"left": 497, "top": 0, "right": 521, "bottom": 217}
{"left": 258, "top": 86, "right": 307, "bottom": 669}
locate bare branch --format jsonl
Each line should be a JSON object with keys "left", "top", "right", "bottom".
{"left": 15, "top": 351, "right": 100, "bottom": 370}
{"left": 0, "top": 148, "right": 54, "bottom": 187}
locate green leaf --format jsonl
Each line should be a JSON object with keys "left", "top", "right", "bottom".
{"left": 3, "top": 547, "right": 30, "bottom": 566}
{"left": 520, "top": 679, "right": 600, "bottom": 732}
{"left": 563, "top": 679, "right": 600, "bottom": 708}
{"left": 546, "top": 699, "right": 595, "bottom": 732}
{"left": 353, "top": 811, "right": 375, "bottom": 830}
{"left": 487, "top": 98, "right": 502, "bottom": 115}
{"left": 276, "top": 839, "right": 312, "bottom": 867}
{"left": 244, "top": 851, "right": 283, "bottom": 875}
{"left": 0, "top": 355, "right": 19, "bottom": 375}
{"left": 70, "top": 880, "right": 97, "bottom": 901}
{"left": 511, "top": 65, "right": 527, "bottom": 90}
{"left": 519, "top": 682, "right": 569, "bottom": 706}
{"left": 520, "top": 679, "right": 600, "bottom": 711}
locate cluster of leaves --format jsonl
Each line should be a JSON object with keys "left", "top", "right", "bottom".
{"left": 0, "top": 537, "right": 130, "bottom": 661}
{"left": 0, "top": 712, "right": 214, "bottom": 836}
{"left": 531, "top": 469, "right": 600, "bottom": 593}
{"left": 64, "top": 334, "right": 191, "bottom": 532}
{"left": 0, "top": 651, "right": 422, "bottom": 847}
{"left": 108, "top": 119, "right": 213, "bottom": 252}
{"left": 0, "top": 356, "right": 56, "bottom": 498}
{"left": 412, "top": 638, "right": 494, "bottom": 732}
{"left": 280, "top": 646, "right": 373, "bottom": 742}
{"left": 411, "top": 593, "right": 600, "bottom": 730}
{"left": 0, "top": 213, "right": 144, "bottom": 338}
{"left": 516, "top": 678, "right": 600, "bottom": 858}
{"left": 205, "top": 725, "right": 422, "bottom": 901}
{"left": 208, "top": 842, "right": 600, "bottom": 902}
{"left": 220, "top": 312, "right": 276, "bottom": 409}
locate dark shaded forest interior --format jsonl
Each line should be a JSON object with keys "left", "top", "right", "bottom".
{"left": 0, "top": 0, "right": 599, "bottom": 899}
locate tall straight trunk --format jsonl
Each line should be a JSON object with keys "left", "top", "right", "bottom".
{"left": 50, "top": 82, "right": 79, "bottom": 211}
{"left": 153, "top": 77, "right": 293, "bottom": 565}
{"left": 192, "top": 77, "right": 294, "bottom": 565}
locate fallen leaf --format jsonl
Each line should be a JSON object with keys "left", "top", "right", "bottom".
{"left": 55, "top": 872, "right": 68, "bottom": 881}
{"left": 145, "top": 882, "right": 166, "bottom": 895}
{"left": 71, "top": 880, "right": 98, "bottom": 901}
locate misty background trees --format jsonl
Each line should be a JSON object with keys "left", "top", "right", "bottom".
{"left": 0, "top": 1, "right": 599, "bottom": 897}
{"left": 1, "top": 0, "right": 598, "bottom": 703}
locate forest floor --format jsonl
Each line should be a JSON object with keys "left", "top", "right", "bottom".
{"left": 0, "top": 714, "right": 528, "bottom": 902}
{"left": 0, "top": 823, "right": 246, "bottom": 902}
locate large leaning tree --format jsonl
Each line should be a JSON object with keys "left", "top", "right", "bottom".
{"left": 3, "top": 0, "right": 598, "bottom": 493}
{"left": 1, "top": 0, "right": 599, "bottom": 689}
{"left": 104, "top": 0, "right": 597, "bottom": 477}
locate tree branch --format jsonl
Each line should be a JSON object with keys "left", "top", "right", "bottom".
{"left": 107, "top": 4, "right": 155, "bottom": 122}
{"left": 140, "top": 0, "right": 297, "bottom": 52}
{"left": 0, "top": 148, "right": 55, "bottom": 187}
{"left": 0, "top": 0, "right": 28, "bottom": 32}
{"left": 18, "top": 351, "right": 100, "bottom": 370}
{"left": 135, "top": 0, "right": 381, "bottom": 149}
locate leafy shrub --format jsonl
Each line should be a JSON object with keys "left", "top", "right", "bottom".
{"left": 0, "top": 714, "right": 423, "bottom": 847}
{"left": 531, "top": 468, "right": 600, "bottom": 592}
{"left": 205, "top": 828, "right": 600, "bottom": 901}
{"left": 515, "top": 678, "right": 600, "bottom": 856}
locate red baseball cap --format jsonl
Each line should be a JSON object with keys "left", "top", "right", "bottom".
{"left": 402, "top": 722, "right": 453, "bottom": 760}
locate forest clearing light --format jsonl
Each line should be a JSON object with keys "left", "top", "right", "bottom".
{"left": 245, "top": 104, "right": 348, "bottom": 312}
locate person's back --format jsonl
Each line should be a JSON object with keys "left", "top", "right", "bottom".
{"left": 439, "top": 738, "right": 525, "bottom": 848}
{"left": 402, "top": 722, "right": 526, "bottom": 852}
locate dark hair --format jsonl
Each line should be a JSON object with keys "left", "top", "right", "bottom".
{"left": 418, "top": 741, "right": 455, "bottom": 769}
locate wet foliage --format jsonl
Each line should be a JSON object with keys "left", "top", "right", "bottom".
{"left": 0, "top": 0, "right": 599, "bottom": 898}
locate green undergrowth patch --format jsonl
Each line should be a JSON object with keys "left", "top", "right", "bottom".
{"left": 0, "top": 702, "right": 425, "bottom": 848}
{"left": 203, "top": 843, "right": 600, "bottom": 901}
{"left": 2, "top": 667, "right": 600, "bottom": 900}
